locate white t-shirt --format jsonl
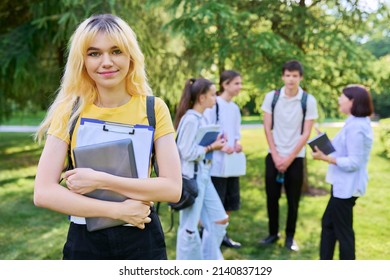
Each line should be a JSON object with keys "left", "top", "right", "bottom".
{"left": 261, "top": 86, "right": 318, "bottom": 158}
{"left": 204, "top": 96, "right": 241, "bottom": 176}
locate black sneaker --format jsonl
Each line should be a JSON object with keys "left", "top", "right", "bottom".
{"left": 259, "top": 234, "right": 280, "bottom": 245}
{"left": 221, "top": 234, "right": 241, "bottom": 248}
{"left": 285, "top": 237, "right": 299, "bottom": 251}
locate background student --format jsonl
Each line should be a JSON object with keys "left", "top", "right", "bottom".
{"left": 312, "top": 85, "right": 374, "bottom": 260}
{"left": 204, "top": 70, "right": 243, "bottom": 248}
{"left": 260, "top": 60, "right": 318, "bottom": 251}
{"left": 34, "top": 14, "right": 181, "bottom": 260}
{"left": 174, "top": 78, "right": 228, "bottom": 260}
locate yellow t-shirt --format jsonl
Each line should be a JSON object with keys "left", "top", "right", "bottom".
{"left": 48, "top": 95, "right": 174, "bottom": 167}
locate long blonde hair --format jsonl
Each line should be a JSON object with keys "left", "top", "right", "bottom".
{"left": 36, "top": 14, "right": 152, "bottom": 143}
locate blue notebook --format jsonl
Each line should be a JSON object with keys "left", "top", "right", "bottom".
{"left": 199, "top": 131, "right": 220, "bottom": 146}
{"left": 195, "top": 125, "right": 220, "bottom": 160}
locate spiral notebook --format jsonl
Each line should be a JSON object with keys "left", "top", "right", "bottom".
{"left": 73, "top": 138, "right": 138, "bottom": 231}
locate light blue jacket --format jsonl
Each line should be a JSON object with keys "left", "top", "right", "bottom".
{"left": 176, "top": 110, "right": 207, "bottom": 178}
{"left": 326, "top": 116, "right": 373, "bottom": 198}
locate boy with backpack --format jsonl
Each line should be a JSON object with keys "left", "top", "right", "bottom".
{"left": 260, "top": 60, "right": 318, "bottom": 251}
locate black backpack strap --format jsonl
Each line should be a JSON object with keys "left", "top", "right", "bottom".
{"left": 64, "top": 97, "right": 80, "bottom": 172}
{"left": 301, "top": 91, "right": 308, "bottom": 134}
{"left": 146, "top": 95, "right": 156, "bottom": 129}
{"left": 271, "top": 89, "right": 308, "bottom": 135}
{"left": 146, "top": 95, "right": 158, "bottom": 175}
{"left": 215, "top": 101, "right": 219, "bottom": 123}
{"left": 146, "top": 96, "right": 166, "bottom": 219}
{"left": 271, "top": 89, "right": 280, "bottom": 130}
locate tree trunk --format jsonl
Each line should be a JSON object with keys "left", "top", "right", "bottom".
{"left": 302, "top": 157, "right": 309, "bottom": 193}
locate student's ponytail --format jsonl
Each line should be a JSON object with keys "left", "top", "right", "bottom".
{"left": 174, "top": 79, "right": 196, "bottom": 129}
{"left": 174, "top": 78, "right": 213, "bottom": 129}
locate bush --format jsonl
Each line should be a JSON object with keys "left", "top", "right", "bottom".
{"left": 379, "top": 118, "right": 390, "bottom": 158}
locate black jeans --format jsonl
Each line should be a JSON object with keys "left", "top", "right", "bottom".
{"left": 320, "top": 191, "right": 357, "bottom": 260}
{"left": 211, "top": 176, "right": 240, "bottom": 211}
{"left": 63, "top": 208, "right": 167, "bottom": 260}
{"left": 265, "top": 153, "right": 304, "bottom": 238}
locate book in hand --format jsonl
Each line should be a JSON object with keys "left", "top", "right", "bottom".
{"left": 221, "top": 152, "right": 247, "bottom": 177}
{"left": 307, "top": 132, "right": 336, "bottom": 155}
{"left": 195, "top": 125, "right": 220, "bottom": 160}
{"left": 73, "top": 138, "right": 138, "bottom": 231}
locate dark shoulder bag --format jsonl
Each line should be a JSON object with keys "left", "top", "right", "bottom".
{"left": 168, "top": 116, "right": 199, "bottom": 211}
{"left": 168, "top": 165, "right": 198, "bottom": 211}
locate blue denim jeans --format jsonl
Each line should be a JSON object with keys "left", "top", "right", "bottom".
{"left": 176, "top": 162, "right": 228, "bottom": 260}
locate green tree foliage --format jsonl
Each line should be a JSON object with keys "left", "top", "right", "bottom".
{"left": 162, "top": 0, "right": 389, "bottom": 119}
{"left": 361, "top": 7, "right": 390, "bottom": 118}
{"left": 0, "top": 0, "right": 180, "bottom": 122}
{"left": 0, "top": 0, "right": 118, "bottom": 122}
{"left": 1, "top": 0, "right": 389, "bottom": 122}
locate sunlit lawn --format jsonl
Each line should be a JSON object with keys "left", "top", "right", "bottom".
{"left": 0, "top": 126, "right": 389, "bottom": 260}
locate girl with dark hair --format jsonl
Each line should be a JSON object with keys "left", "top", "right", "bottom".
{"left": 204, "top": 70, "right": 243, "bottom": 248}
{"left": 312, "top": 84, "right": 374, "bottom": 259}
{"left": 175, "top": 78, "right": 229, "bottom": 260}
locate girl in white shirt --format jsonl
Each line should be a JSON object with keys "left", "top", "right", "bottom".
{"left": 203, "top": 70, "right": 243, "bottom": 248}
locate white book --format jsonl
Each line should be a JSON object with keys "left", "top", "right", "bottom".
{"left": 221, "top": 152, "right": 247, "bottom": 178}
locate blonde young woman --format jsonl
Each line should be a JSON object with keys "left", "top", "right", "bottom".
{"left": 174, "top": 78, "right": 228, "bottom": 260}
{"left": 34, "top": 14, "right": 181, "bottom": 260}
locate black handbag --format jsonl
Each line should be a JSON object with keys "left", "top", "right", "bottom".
{"left": 168, "top": 126, "right": 199, "bottom": 211}
{"left": 169, "top": 175, "right": 198, "bottom": 211}
{"left": 169, "top": 162, "right": 199, "bottom": 211}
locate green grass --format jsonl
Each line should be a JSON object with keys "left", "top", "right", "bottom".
{"left": 2, "top": 111, "right": 46, "bottom": 126}
{"left": 241, "top": 115, "right": 262, "bottom": 125}
{"left": 0, "top": 127, "right": 389, "bottom": 260}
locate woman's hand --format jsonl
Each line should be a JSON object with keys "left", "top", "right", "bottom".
{"left": 116, "top": 200, "right": 153, "bottom": 229}
{"left": 211, "top": 133, "right": 226, "bottom": 151}
{"left": 234, "top": 142, "right": 243, "bottom": 153}
{"left": 312, "top": 146, "right": 327, "bottom": 161}
{"left": 221, "top": 145, "right": 235, "bottom": 154}
{"left": 64, "top": 168, "right": 102, "bottom": 194}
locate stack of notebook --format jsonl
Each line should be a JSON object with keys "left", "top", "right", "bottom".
{"left": 73, "top": 138, "right": 138, "bottom": 232}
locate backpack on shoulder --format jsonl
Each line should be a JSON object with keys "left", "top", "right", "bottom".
{"left": 271, "top": 89, "right": 308, "bottom": 134}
